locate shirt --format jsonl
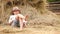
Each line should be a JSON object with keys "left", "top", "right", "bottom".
{"left": 8, "top": 14, "right": 26, "bottom": 23}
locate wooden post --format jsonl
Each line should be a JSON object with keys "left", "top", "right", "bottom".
{"left": 1, "top": 0, "right": 5, "bottom": 22}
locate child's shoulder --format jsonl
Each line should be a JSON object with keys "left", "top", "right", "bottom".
{"left": 10, "top": 15, "right": 14, "bottom": 17}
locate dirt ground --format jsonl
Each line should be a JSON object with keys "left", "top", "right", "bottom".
{"left": 0, "top": 25, "right": 60, "bottom": 34}
{"left": 0, "top": 14, "right": 59, "bottom": 34}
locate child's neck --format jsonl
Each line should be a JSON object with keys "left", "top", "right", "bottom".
{"left": 14, "top": 13, "right": 21, "bottom": 15}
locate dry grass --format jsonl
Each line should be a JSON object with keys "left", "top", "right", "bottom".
{"left": 0, "top": 0, "right": 60, "bottom": 25}
{"left": 0, "top": 25, "right": 60, "bottom": 34}
{"left": 0, "top": 0, "right": 60, "bottom": 34}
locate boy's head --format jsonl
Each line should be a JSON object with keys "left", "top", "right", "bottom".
{"left": 12, "top": 6, "right": 21, "bottom": 15}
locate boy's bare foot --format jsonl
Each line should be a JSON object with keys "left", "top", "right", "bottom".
{"left": 20, "top": 28, "right": 23, "bottom": 30}
{"left": 20, "top": 27, "right": 23, "bottom": 30}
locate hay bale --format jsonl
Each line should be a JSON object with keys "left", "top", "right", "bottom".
{"left": 0, "top": 0, "right": 60, "bottom": 27}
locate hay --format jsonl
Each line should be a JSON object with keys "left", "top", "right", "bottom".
{"left": 0, "top": 0, "right": 60, "bottom": 27}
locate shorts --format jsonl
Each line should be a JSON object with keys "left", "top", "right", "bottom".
{"left": 11, "top": 20, "right": 20, "bottom": 27}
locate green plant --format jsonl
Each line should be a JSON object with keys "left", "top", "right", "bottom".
{"left": 47, "top": 0, "right": 60, "bottom": 2}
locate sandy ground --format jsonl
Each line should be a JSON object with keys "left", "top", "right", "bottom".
{"left": 0, "top": 25, "right": 60, "bottom": 34}
{"left": 0, "top": 14, "right": 59, "bottom": 34}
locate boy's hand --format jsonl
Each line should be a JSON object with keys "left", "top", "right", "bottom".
{"left": 25, "top": 15, "right": 29, "bottom": 21}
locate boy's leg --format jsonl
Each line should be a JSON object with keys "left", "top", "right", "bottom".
{"left": 19, "top": 18, "right": 23, "bottom": 30}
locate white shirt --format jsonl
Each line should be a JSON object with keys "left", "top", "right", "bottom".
{"left": 8, "top": 14, "right": 26, "bottom": 23}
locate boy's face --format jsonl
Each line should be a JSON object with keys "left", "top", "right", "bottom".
{"left": 13, "top": 10, "right": 20, "bottom": 15}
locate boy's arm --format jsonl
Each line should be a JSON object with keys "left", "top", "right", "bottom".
{"left": 8, "top": 21, "right": 13, "bottom": 25}
{"left": 8, "top": 16, "right": 13, "bottom": 25}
